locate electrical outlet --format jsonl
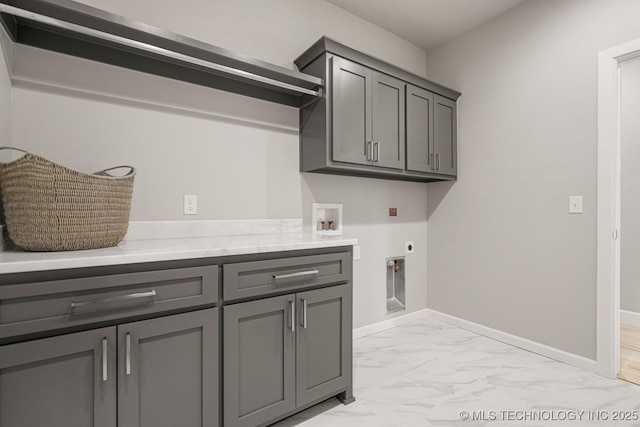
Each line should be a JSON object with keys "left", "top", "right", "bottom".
{"left": 184, "top": 195, "right": 197, "bottom": 215}
{"left": 353, "top": 245, "right": 361, "bottom": 260}
{"left": 405, "top": 241, "right": 414, "bottom": 254}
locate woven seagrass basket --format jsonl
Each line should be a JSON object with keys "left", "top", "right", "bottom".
{"left": 0, "top": 147, "right": 135, "bottom": 252}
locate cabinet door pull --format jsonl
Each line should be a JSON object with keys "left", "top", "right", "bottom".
{"left": 289, "top": 300, "right": 296, "bottom": 332}
{"left": 302, "top": 299, "right": 308, "bottom": 329}
{"left": 374, "top": 142, "right": 380, "bottom": 162}
{"left": 102, "top": 338, "right": 108, "bottom": 382}
{"left": 272, "top": 270, "right": 319, "bottom": 280}
{"left": 125, "top": 332, "right": 131, "bottom": 376}
{"left": 366, "top": 141, "right": 373, "bottom": 161}
{"left": 436, "top": 153, "right": 440, "bottom": 171}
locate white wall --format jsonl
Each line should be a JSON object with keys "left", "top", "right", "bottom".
{"left": 425, "top": 0, "right": 640, "bottom": 360}
{"left": 621, "top": 58, "right": 640, "bottom": 314}
{"left": 9, "top": 0, "right": 429, "bottom": 328}
{"left": 0, "top": 22, "right": 12, "bottom": 151}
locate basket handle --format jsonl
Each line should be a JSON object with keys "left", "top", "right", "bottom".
{"left": 95, "top": 166, "right": 136, "bottom": 177}
{"left": 0, "top": 146, "right": 29, "bottom": 155}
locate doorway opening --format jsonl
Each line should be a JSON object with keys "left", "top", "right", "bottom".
{"left": 597, "top": 38, "right": 640, "bottom": 378}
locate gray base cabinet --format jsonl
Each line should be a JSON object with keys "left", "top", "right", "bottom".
{"left": 0, "top": 327, "right": 117, "bottom": 427}
{"left": 0, "top": 247, "right": 353, "bottom": 427}
{"left": 295, "top": 36, "right": 460, "bottom": 182}
{"left": 0, "top": 264, "right": 219, "bottom": 427}
{"left": 224, "top": 286, "right": 352, "bottom": 427}
{"left": 223, "top": 250, "right": 354, "bottom": 427}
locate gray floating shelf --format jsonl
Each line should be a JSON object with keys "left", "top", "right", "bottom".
{"left": 0, "top": 0, "right": 323, "bottom": 107}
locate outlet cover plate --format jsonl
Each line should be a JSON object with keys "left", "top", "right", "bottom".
{"left": 184, "top": 195, "right": 197, "bottom": 215}
{"left": 405, "top": 241, "right": 414, "bottom": 254}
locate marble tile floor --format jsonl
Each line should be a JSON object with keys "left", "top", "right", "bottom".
{"left": 273, "top": 316, "right": 640, "bottom": 427}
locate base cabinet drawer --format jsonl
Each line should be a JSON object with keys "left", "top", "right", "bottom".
{"left": 223, "top": 284, "right": 352, "bottom": 427}
{"left": 0, "top": 266, "right": 218, "bottom": 340}
{"left": 223, "top": 252, "right": 351, "bottom": 302}
{"left": 0, "top": 309, "right": 218, "bottom": 427}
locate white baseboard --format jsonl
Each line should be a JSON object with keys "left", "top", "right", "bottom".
{"left": 353, "top": 309, "right": 428, "bottom": 340}
{"left": 621, "top": 309, "right": 640, "bottom": 328}
{"left": 426, "top": 309, "right": 597, "bottom": 372}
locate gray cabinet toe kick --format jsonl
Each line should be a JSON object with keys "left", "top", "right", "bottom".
{"left": 0, "top": 246, "right": 354, "bottom": 427}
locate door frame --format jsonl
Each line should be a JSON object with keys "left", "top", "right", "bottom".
{"left": 597, "top": 38, "right": 640, "bottom": 378}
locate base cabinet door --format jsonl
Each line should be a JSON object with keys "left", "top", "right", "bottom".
{"left": 118, "top": 309, "right": 218, "bottom": 427}
{"left": 0, "top": 327, "right": 117, "bottom": 427}
{"left": 224, "top": 295, "right": 296, "bottom": 427}
{"left": 296, "top": 284, "right": 352, "bottom": 407}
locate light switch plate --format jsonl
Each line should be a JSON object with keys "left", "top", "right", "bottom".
{"left": 569, "top": 196, "right": 583, "bottom": 214}
{"left": 353, "top": 245, "right": 361, "bottom": 260}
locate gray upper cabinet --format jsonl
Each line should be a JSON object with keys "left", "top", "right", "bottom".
{"left": 118, "top": 309, "right": 218, "bottom": 427}
{"left": 0, "top": 327, "right": 117, "bottom": 427}
{"left": 433, "top": 95, "right": 458, "bottom": 176}
{"left": 296, "top": 36, "right": 460, "bottom": 182}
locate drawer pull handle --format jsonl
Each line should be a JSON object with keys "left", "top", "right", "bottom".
{"left": 71, "top": 290, "right": 157, "bottom": 312}
{"left": 125, "top": 333, "right": 132, "bottom": 376}
{"left": 272, "top": 270, "right": 319, "bottom": 281}
{"left": 102, "top": 338, "right": 108, "bottom": 382}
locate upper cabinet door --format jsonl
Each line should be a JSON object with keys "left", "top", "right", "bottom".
{"left": 433, "top": 95, "right": 458, "bottom": 176}
{"left": 406, "top": 85, "right": 434, "bottom": 173}
{"left": 331, "top": 56, "right": 372, "bottom": 166}
{"left": 372, "top": 72, "right": 405, "bottom": 170}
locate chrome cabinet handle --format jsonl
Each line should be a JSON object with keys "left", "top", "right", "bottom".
{"left": 373, "top": 142, "right": 380, "bottom": 162}
{"left": 289, "top": 300, "right": 295, "bottom": 332}
{"left": 436, "top": 153, "right": 441, "bottom": 171}
{"left": 302, "top": 299, "right": 308, "bottom": 329}
{"left": 71, "top": 290, "right": 156, "bottom": 312}
{"left": 102, "top": 338, "right": 108, "bottom": 382}
{"left": 125, "top": 333, "right": 131, "bottom": 376}
{"left": 272, "top": 270, "right": 319, "bottom": 280}
{"left": 366, "top": 141, "right": 373, "bottom": 161}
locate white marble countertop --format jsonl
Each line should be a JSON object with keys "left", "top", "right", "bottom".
{"left": 0, "top": 233, "right": 358, "bottom": 275}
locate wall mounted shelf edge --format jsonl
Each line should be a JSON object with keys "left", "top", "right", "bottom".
{"left": 0, "top": 0, "right": 323, "bottom": 107}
